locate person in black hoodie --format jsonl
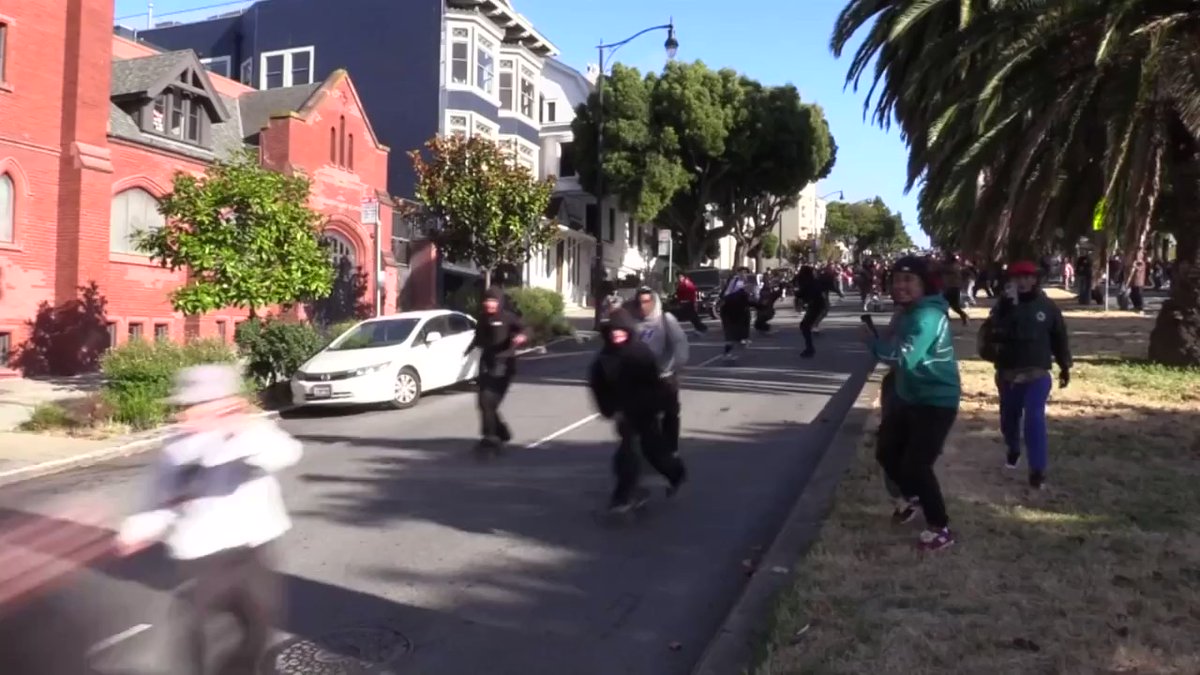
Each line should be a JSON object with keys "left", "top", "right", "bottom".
{"left": 589, "top": 308, "right": 688, "bottom": 512}
{"left": 795, "top": 265, "right": 828, "bottom": 358}
{"left": 465, "top": 286, "right": 527, "bottom": 453}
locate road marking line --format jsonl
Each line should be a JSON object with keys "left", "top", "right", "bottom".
{"left": 88, "top": 623, "right": 152, "bottom": 656}
{"left": 524, "top": 413, "right": 600, "bottom": 449}
{"left": 522, "top": 351, "right": 729, "bottom": 450}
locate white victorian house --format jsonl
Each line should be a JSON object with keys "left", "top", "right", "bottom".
{"left": 525, "top": 58, "right": 661, "bottom": 306}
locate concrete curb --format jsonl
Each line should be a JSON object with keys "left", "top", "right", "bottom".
{"left": 0, "top": 410, "right": 284, "bottom": 488}
{"left": 691, "top": 363, "right": 886, "bottom": 675}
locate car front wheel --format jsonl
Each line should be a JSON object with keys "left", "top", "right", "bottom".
{"left": 390, "top": 367, "right": 422, "bottom": 409}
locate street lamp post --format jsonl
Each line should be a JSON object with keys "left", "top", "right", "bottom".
{"left": 591, "top": 20, "right": 679, "bottom": 329}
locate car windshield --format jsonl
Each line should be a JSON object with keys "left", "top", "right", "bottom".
{"left": 327, "top": 318, "right": 420, "bottom": 351}
{"left": 687, "top": 269, "right": 722, "bottom": 289}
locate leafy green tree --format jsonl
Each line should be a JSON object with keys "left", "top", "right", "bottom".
{"left": 824, "top": 198, "right": 908, "bottom": 258}
{"left": 832, "top": 0, "right": 1200, "bottom": 365}
{"left": 783, "top": 239, "right": 808, "bottom": 267}
{"left": 137, "top": 150, "right": 333, "bottom": 317}
{"left": 410, "top": 135, "right": 557, "bottom": 288}
{"left": 573, "top": 62, "right": 835, "bottom": 266}
{"left": 758, "top": 233, "right": 780, "bottom": 261}
{"left": 718, "top": 82, "right": 837, "bottom": 269}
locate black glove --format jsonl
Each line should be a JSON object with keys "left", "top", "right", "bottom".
{"left": 1058, "top": 369, "right": 1070, "bottom": 389}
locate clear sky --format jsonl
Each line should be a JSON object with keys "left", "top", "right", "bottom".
{"left": 113, "top": 0, "right": 926, "bottom": 246}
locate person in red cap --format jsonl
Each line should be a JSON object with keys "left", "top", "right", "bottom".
{"left": 979, "top": 260, "right": 1072, "bottom": 489}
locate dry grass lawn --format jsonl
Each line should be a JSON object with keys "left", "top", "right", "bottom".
{"left": 756, "top": 289, "right": 1200, "bottom": 675}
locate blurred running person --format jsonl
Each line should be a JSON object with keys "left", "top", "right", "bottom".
{"left": 465, "top": 286, "right": 527, "bottom": 453}
{"left": 979, "top": 260, "right": 1072, "bottom": 489}
{"left": 718, "top": 269, "right": 753, "bottom": 363}
{"left": 628, "top": 287, "right": 689, "bottom": 456}
{"left": 589, "top": 308, "right": 688, "bottom": 512}
{"left": 673, "top": 272, "right": 708, "bottom": 333}
{"left": 115, "top": 364, "right": 302, "bottom": 675}
{"left": 942, "top": 254, "right": 970, "bottom": 325}
{"left": 866, "top": 257, "right": 961, "bottom": 550}
{"left": 795, "top": 266, "right": 828, "bottom": 358}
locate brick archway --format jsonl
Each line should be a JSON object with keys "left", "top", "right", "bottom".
{"left": 311, "top": 223, "right": 369, "bottom": 325}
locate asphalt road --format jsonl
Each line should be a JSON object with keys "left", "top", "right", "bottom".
{"left": 0, "top": 302, "right": 872, "bottom": 675}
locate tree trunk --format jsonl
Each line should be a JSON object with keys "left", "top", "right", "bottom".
{"left": 1148, "top": 223, "right": 1200, "bottom": 366}
{"left": 732, "top": 240, "right": 745, "bottom": 270}
{"left": 483, "top": 267, "right": 493, "bottom": 289}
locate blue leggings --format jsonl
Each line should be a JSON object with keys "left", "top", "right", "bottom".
{"left": 998, "top": 375, "right": 1052, "bottom": 472}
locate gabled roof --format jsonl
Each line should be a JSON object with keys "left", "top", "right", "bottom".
{"left": 111, "top": 50, "right": 230, "bottom": 121}
{"left": 290, "top": 70, "right": 388, "bottom": 151}
{"left": 238, "top": 83, "right": 322, "bottom": 141}
{"left": 447, "top": 0, "right": 559, "bottom": 57}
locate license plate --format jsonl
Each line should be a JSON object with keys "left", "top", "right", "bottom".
{"left": 311, "top": 385, "right": 332, "bottom": 399}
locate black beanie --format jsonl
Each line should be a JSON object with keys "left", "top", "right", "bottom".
{"left": 891, "top": 255, "right": 938, "bottom": 294}
{"left": 483, "top": 286, "right": 505, "bottom": 301}
{"left": 604, "top": 307, "right": 638, "bottom": 335}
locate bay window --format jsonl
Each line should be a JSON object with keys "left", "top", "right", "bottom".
{"left": 450, "top": 28, "right": 470, "bottom": 85}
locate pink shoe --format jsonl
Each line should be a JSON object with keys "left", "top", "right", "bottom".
{"left": 917, "top": 527, "right": 955, "bottom": 551}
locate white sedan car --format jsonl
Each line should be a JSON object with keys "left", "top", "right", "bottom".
{"left": 290, "top": 310, "right": 481, "bottom": 410}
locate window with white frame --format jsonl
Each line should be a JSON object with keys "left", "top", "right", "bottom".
{"left": 0, "top": 173, "right": 13, "bottom": 243}
{"left": 448, "top": 113, "right": 468, "bottom": 137}
{"left": 473, "top": 119, "right": 497, "bottom": 139}
{"left": 519, "top": 66, "right": 535, "bottom": 118}
{"left": 476, "top": 35, "right": 495, "bottom": 94}
{"left": 200, "top": 56, "right": 231, "bottom": 78}
{"left": 240, "top": 59, "right": 252, "bottom": 85}
{"left": 110, "top": 188, "right": 165, "bottom": 254}
{"left": 450, "top": 27, "right": 470, "bottom": 85}
{"left": 499, "top": 59, "right": 514, "bottom": 111}
{"left": 260, "top": 47, "right": 314, "bottom": 90}
{"left": 543, "top": 99, "right": 558, "bottom": 124}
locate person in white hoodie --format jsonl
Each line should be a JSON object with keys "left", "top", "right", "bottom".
{"left": 115, "top": 364, "right": 302, "bottom": 675}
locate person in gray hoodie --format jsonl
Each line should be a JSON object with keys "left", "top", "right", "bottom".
{"left": 626, "top": 286, "right": 690, "bottom": 457}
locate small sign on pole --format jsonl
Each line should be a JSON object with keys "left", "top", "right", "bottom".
{"left": 361, "top": 198, "right": 380, "bottom": 225}
{"left": 657, "top": 229, "right": 672, "bottom": 257}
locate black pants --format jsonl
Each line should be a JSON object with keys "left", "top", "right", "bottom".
{"left": 800, "top": 298, "right": 828, "bottom": 352}
{"left": 612, "top": 411, "right": 685, "bottom": 503}
{"left": 944, "top": 288, "right": 969, "bottom": 322}
{"left": 661, "top": 374, "right": 681, "bottom": 455}
{"left": 675, "top": 302, "right": 708, "bottom": 332}
{"left": 1130, "top": 285, "right": 1144, "bottom": 311}
{"left": 478, "top": 372, "right": 513, "bottom": 444}
{"left": 175, "top": 545, "right": 278, "bottom": 675}
{"left": 754, "top": 304, "right": 775, "bottom": 332}
{"left": 875, "top": 402, "right": 958, "bottom": 528}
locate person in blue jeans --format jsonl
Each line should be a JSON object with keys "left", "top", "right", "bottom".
{"left": 985, "top": 260, "right": 1073, "bottom": 489}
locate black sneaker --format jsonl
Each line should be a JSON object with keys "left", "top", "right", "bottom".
{"left": 1005, "top": 451, "right": 1020, "bottom": 470}
{"left": 666, "top": 466, "right": 688, "bottom": 498}
{"left": 1029, "top": 471, "right": 1046, "bottom": 490}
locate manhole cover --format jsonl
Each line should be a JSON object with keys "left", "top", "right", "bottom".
{"left": 267, "top": 626, "right": 412, "bottom": 674}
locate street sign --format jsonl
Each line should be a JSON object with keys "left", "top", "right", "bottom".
{"left": 657, "top": 229, "right": 671, "bottom": 256}
{"left": 361, "top": 198, "right": 380, "bottom": 225}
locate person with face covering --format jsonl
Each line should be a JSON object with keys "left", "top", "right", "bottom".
{"left": 719, "top": 269, "right": 753, "bottom": 363}
{"left": 864, "top": 256, "right": 961, "bottom": 551}
{"left": 625, "top": 287, "right": 689, "bottom": 457}
{"left": 465, "top": 286, "right": 527, "bottom": 452}
{"left": 980, "top": 260, "right": 1072, "bottom": 489}
{"left": 589, "top": 308, "right": 688, "bottom": 512}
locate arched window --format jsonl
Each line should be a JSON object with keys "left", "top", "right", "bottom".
{"left": 338, "top": 116, "right": 346, "bottom": 166}
{"left": 330, "top": 127, "right": 337, "bottom": 164}
{"left": 347, "top": 134, "right": 354, "bottom": 171}
{"left": 110, "top": 188, "right": 165, "bottom": 254}
{"left": 321, "top": 230, "right": 356, "bottom": 265}
{"left": 0, "top": 174, "right": 13, "bottom": 243}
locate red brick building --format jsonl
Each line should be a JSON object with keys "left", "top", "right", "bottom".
{"left": 0, "top": 0, "right": 437, "bottom": 376}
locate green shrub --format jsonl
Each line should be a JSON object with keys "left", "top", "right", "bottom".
{"left": 236, "top": 318, "right": 324, "bottom": 386}
{"left": 449, "top": 285, "right": 480, "bottom": 313}
{"left": 20, "top": 402, "right": 78, "bottom": 432}
{"left": 507, "top": 287, "right": 571, "bottom": 345}
{"left": 101, "top": 338, "right": 237, "bottom": 430}
{"left": 324, "top": 319, "right": 361, "bottom": 346}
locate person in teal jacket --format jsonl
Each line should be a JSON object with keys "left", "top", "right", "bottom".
{"left": 864, "top": 256, "right": 962, "bottom": 551}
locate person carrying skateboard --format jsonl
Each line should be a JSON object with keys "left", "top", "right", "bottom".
{"left": 588, "top": 308, "right": 687, "bottom": 513}
{"left": 466, "top": 286, "right": 527, "bottom": 453}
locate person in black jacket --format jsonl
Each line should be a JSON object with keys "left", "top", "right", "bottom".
{"left": 718, "top": 269, "right": 753, "bottom": 363}
{"left": 465, "top": 286, "right": 527, "bottom": 453}
{"left": 795, "top": 266, "right": 828, "bottom": 358}
{"left": 589, "top": 308, "right": 687, "bottom": 512}
{"left": 981, "top": 260, "right": 1072, "bottom": 489}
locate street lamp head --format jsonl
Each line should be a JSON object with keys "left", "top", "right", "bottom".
{"left": 664, "top": 21, "right": 679, "bottom": 60}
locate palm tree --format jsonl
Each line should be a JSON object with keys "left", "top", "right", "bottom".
{"left": 831, "top": 0, "right": 1200, "bottom": 366}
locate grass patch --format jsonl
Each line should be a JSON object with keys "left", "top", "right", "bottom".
{"left": 756, "top": 292, "right": 1200, "bottom": 674}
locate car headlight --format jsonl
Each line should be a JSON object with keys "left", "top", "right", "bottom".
{"left": 352, "top": 363, "right": 391, "bottom": 377}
